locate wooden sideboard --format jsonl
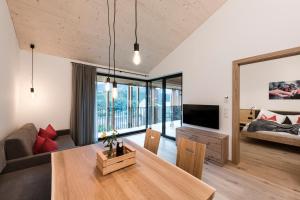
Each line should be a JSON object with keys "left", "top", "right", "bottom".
{"left": 176, "top": 127, "right": 229, "bottom": 166}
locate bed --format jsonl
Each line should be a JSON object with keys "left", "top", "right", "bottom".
{"left": 241, "top": 110, "right": 300, "bottom": 147}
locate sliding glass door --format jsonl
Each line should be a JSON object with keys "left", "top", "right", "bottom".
{"left": 148, "top": 79, "right": 163, "bottom": 133}
{"left": 96, "top": 75, "right": 147, "bottom": 136}
{"left": 148, "top": 74, "right": 182, "bottom": 139}
{"left": 165, "top": 76, "right": 182, "bottom": 138}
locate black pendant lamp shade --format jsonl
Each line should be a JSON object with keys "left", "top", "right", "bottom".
{"left": 106, "top": 76, "right": 110, "bottom": 83}
{"left": 133, "top": 0, "right": 141, "bottom": 65}
{"left": 30, "top": 44, "right": 35, "bottom": 94}
{"left": 134, "top": 42, "right": 139, "bottom": 51}
{"left": 112, "top": 80, "right": 118, "bottom": 99}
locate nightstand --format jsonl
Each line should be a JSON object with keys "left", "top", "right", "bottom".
{"left": 240, "top": 109, "right": 255, "bottom": 130}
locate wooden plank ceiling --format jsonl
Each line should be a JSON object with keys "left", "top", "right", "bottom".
{"left": 7, "top": 0, "right": 226, "bottom": 73}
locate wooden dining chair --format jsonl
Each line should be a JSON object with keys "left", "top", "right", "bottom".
{"left": 144, "top": 128, "right": 161, "bottom": 154}
{"left": 176, "top": 137, "right": 206, "bottom": 179}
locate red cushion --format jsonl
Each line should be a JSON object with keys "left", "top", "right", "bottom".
{"left": 33, "top": 135, "right": 46, "bottom": 154}
{"left": 38, "top": 128, "right": 50, "bottom": 139}
{"left": 260, "top": 115, "right": 277, "bottom": 122}
{"left": 297, "top": 117, "right": 300, "bottom": 124}
{"left": 46, "top": 124, "right": 57, "bottom": 139}
{"left": 41, "top": 138, "right": 58, "bottom": 153}
{"left": 38, "top": 127, "right": 56, "bottom": 139}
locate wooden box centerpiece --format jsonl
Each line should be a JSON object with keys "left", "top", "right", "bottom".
{"left": 96, "top": 144, "right": 136, "bottom": 175}
{"left": 97, "top": 130, "right": 136, "bottom": 175}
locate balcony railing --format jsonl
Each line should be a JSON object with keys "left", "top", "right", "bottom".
{"left": 97, "top": 106, "right": 181, "bottom": 133}
{"left": 97, "top": 107, "right": 146, "bottom": 132}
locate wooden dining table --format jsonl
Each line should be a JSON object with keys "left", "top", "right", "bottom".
{"left": 51, "top": 138, "right": 215, "bottom": 200}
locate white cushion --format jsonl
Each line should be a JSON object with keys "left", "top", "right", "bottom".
{"left": 287, "top": 115, "right": 300, "bottom": 125}
{"left": 256, "top": 109, "right": 286, "bottom": 124}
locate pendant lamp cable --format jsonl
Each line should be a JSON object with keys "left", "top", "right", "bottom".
{"left": 135, "top": 0, "right": 138, "bottom": 44}
{"left": 106, "top": 0, "right": 111, "bottom": 77}
{"left": 113, "top": 0, "right": 116, "bottom": 81}
{"left": 31, "top": 45, "right": 34, "bottom": 89}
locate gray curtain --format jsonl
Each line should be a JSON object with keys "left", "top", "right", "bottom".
{"left": 70, "top": 63, "right": 97, "bottom": 146}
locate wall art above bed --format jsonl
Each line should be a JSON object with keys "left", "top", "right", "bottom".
{"left": 269, "top": 80, "right": 300, "bottom": 100}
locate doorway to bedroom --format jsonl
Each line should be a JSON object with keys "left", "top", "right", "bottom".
{"left": 233, "top": 47, "right": 300, "bottom": 193}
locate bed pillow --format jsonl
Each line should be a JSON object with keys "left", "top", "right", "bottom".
{"left": 256, "top": 109, "right": 286, "bottom": 124}
{"left": 260, "top": 115, "right": 277, "bottom": 122}
{"left": 287, "top": 115, "right": 300, "bottom": 125}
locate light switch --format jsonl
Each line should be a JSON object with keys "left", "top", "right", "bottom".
{"left": 224, "top": 96, "right": 229, "bottom": 104}
{"left": 224, "top": 108, "right": 229, "bottom": 118}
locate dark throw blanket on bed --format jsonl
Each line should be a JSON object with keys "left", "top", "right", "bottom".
{"left": 247, "top": 119, "right": 300, "bottom": 135}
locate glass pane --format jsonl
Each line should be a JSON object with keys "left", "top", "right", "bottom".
{"left": 148, "top": 80, "right": 163, "bottom": 133}
{"left": 139, "top": 86, "right": 146, "bottom": 127}
{"left": 96, "top": 82, "right": 109, "bottom": 133}
{"left": 113, "top": 84, "right": 128, "bottom": 132}
{"left": 165, "top": 76, "right": 182, "bottom": 137}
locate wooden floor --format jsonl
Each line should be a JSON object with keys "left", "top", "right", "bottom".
{"left": 126, "top": 133, "right": 300, "bottom": 200}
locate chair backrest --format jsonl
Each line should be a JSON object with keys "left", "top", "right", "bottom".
{"left": 144, "top": 128, "right": 161, "bottom": 154}
{"left": 176, "top": 137, "right": 206, "bottom": 179}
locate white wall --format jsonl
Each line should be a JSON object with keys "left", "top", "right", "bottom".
{"left": 241, "top": 55, "right": 300, "bottom": 111}
{"left": 17, "top": 50, "right": 144, "bottom": 131}
{"left": 150, "top": 0, "right": 300, "bottom": 159}
{"left": 0, "top": 0, "right": 20, "bottom": 139}
{"left": 17, "top": 51, "right": 72, "bottom": 130}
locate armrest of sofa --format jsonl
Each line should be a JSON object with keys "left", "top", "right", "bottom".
{"left": 57, "top": 129, "right": 71, "bottom": 136}
{"left": 1, "top": 152, "right": 51, "bottom": 174}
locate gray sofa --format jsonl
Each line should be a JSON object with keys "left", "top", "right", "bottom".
{"left": 0, "top": 123, "right": 75, "bottom": 200}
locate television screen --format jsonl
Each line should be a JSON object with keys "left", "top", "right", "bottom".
{"left": 183, "top": 104, "right": 219, "bottom": 129}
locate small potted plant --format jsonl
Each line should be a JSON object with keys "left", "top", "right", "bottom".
{"left": 100, "top": 129, "right": 118, "bottom": 158}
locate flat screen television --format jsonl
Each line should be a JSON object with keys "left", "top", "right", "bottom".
{"left": 183, "top": 104, "right": 219, "bottom": 129}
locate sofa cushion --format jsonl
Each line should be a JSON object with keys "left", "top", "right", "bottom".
{"left": 46, "top": 124, "right": 57, "bottom": 139}
{"left": 38, "top": 126, "right": 56, "bottom": 140}
{"left": 5, "top": 124, "right": 38, "bottom": 160}
{"left": 38, "top": 128, "right": 53, "bottom": 139}
{"left": 55, "top": 135, "right": 75, "bottom": 150}
{"left": 41, "top": 138, "right": 58, "bottom": 153}
{"left": 0, "top": 163, "right": 51, "bottom": 200}
{"left": 33, "top": 135, "right": 46, "bottom": 154}
{"left": 0, "top": 140, "right": 6, "bottom": 173}
{"left": 2, "top": 153, "right": 51, "bottom": 174}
